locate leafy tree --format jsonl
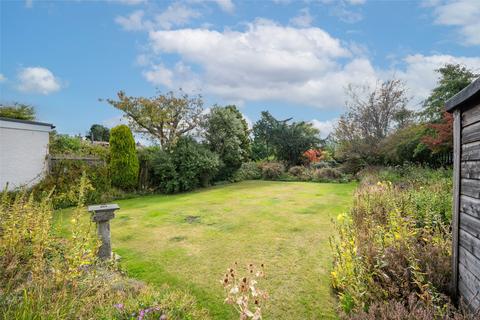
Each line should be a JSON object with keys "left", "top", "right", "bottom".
{"left": 86, "top": 124, "right": 110, "bottom": 142}
{"left": 422, "top": 112, "right": 453, "bottom": 154}
{"left": 421, "top": 64, "right": 478, "bottom": 123}
{"left": 271, "top": 121, "right": 320, "bottom": 166}
{"left": 109, "top": 125, "right": 139, "bottom": 190}
{"left": 393, "top": 106, "right": 415, "bottom": 130}
{"left": 105, "top": 90, "right": 204, "bottom": 149}
{"left": 0, "top": 103, "right": 35, "bottom": 120}
{"left": 203, "top": 105, "right": 251, "bottom": 180}
{"left": 379, "top": 124, "right": 433, "bottom": 165}
{"left": 333, "top": 79, "right": 410, "bottom": 163}
{"left": 152, "top": 137, "right": 220, "bottom": 193}
{"left": 252, "top": 111, "right": 320, "bottom": 166}
{"left": 252, "top": 111, "right": 286, "bottom": 160}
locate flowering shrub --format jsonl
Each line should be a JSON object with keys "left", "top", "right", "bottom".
{"left": 422, "top": 112, "right": 453, "bottom": 154}
{"left": 330, "top": 166, "right": 474, "bottom": 319}
{"left": 303, "top": 149, "right": 323, "bottom": 164}
{"left": 222, "top": 263, "right": 268, "bottom": 320}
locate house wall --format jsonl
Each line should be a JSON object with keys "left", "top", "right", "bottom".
{"left": 0, "top": 119, "right": 51, "bottom": 190}
{"left": 454, "top": 101, "right": 480, "bottom": 310}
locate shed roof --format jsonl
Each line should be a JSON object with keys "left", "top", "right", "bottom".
{"left": 446, "top": 77, "right": 480, "bottom": 112}
{"left": 0, "top": 117, "right": 55, "bottom": 128}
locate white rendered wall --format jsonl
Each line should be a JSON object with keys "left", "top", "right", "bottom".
{"left": 0, "top": 120, "right": 51, "bottom": 190}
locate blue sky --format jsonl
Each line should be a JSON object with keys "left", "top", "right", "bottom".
{"left": 1, "top": 0, "right": 479, "bottom": 138}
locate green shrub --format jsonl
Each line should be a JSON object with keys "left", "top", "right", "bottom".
{"left": 109, "top": 125, "right": 139, "bottom": 190}
{"left": 232, "top": 162, "right": 262, "bottom": 182}
{"left": 49, "top": 131, "right": 110, "bottom": 159}
{"left": 0, "top": 103, "right": 35, "bottom": 120}
{"left": 152, "top": 150, "right": 180, "bottom": 193}
{"left": 260, "top": 161, "right": 285, "bottom": 180}
{"left": 288, "top": 165, "right": 312, "bottom": 181}
{"left": 137, "top": 146, "right": 161, "bottom": 191}
{"left": 338, "top": 157, "right": 366, "bottom": 175}
{"left": 152, "top": 137, "right": 220, "bottom": 193}
{"left": 313, "top": 167, "right": 342, "bottom": 181}
{"left": 1, "top": 176, "right": 210, "bottom": 319}
{"left": 311, "top": 160, "right": 337, "bottom": 169}
{"left": 33, "top": 160, "right": 112, "bottom": 208}
{"left": 331, "top": 166, "right": 459, "bottom": 319}
{"left": 288, "top": 165, "right": 305, "bottom": 177}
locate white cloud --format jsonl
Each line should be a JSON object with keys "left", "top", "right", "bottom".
{"left": 114, "top": 0, "right": 147, "bottom": 5}
{"left": 142, "top": 63, "right": 174, "bottom": 87}
{"left": 155, "top": 3, "right": 200, "bottom": 29}
{"left": 311, "top": 118, "right": 337, "bottom": 138}
{"left": 392, "top": 54, "right": 480, "bottom": 106}
{"left": 289, "top": 8, "right": 313, "bottom": 27}
{"left": 319, "top": 0, "right": 365, "bottom": 23}
{"left": 211, "top": 0, "right": 234, "bottom": 13}
{"left": 345, "top": 0, "right": 366, "bottom": 5}
{"left": 135, "top": 53, "right": 151, "bottom": 66}
{"left": 128, "top": 16, "right": 478, "bottom": 111}
{"left": 115, "top": 10, "right": 148, "bottom": 31}
{"left": 430, "top": 0, "right": 480, "bottom": 46}
{"left": 0, "top": 74, "right": 6, "bottom": 83}
{"left": 116, "top": 3, "right": 200, "bottom": 31}
{"left": 191, "top": 0, "right": 235, "bottom": 13}
{"left": 331, "top": 5, "right": 363, "bottom": 23}
{"left": 17, "top": 67, "right": 62, "bottom": 95}
{"left": 143, "top": 19, "right": 380, "bottom": 109}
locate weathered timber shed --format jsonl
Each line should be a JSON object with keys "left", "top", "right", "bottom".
{"left": 446, "top": 77, "right": 480, "bottom": 311}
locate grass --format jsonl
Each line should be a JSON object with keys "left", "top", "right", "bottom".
{"left": 56, "top": 180, "right": 356, "bottom": 319}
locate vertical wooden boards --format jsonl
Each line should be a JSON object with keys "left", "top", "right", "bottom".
{"left": 452, "top": 108, "right": 462, "bottom": 299}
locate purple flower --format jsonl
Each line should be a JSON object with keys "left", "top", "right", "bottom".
{"left": 114, "top": 303, "right": 124, "bottom": 310}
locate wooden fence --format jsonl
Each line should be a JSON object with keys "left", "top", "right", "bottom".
{"left": 47, "top": 155, "right": 106, "bottom": 173}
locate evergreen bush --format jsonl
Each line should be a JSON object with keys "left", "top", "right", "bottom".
{"left": 109, "top": 125, "right": 139, "bottom": 190}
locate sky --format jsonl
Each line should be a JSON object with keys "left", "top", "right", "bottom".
{"left": 1, "top": 0, "right": 479, "bottom": 138}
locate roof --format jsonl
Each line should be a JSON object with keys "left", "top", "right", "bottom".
{"left": 446, "top": 77, "right": 480, "bottom": 112}
{"left": 0, "top": 117, "right": 55, "bottom": 128}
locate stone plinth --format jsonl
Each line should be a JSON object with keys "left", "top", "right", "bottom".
{"left": 87, "top": 204, "right": 120, "bottom": 260}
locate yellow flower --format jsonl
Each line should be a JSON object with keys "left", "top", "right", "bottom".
{"left": 337, "top": 213, "right": 344, "bottom": 223}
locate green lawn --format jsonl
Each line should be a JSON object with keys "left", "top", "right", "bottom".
{"left": 57, "top": 180, "right": 356, "bottom": 319}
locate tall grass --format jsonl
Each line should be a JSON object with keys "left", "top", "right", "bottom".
{"left": 331, "top": 165, "right": 476, "bottom": 319}
{"left": 0, "top": 173, "right": 209, "bottom": 320}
